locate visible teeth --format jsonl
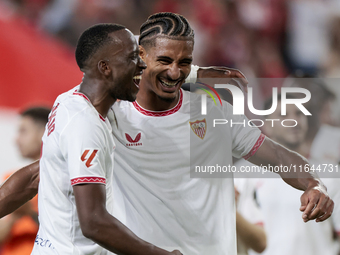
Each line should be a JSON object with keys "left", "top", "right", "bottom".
{"left": 160, "top": 79, "right": 178, "bottom": 87}
{"left": 133, "top": 75, "right": 141, "bottom": 88}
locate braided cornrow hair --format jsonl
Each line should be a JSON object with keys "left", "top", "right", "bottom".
{"left": 139, "top": 12, "right": 194, "bottom": 48}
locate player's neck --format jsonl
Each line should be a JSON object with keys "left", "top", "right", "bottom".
{"left": 136, "top": 89, "right": 180, "bottom": 111}
{"left": 79, "top": 81, "right": 116, "bottom": 118}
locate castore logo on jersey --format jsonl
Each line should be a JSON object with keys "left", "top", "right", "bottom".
{"left": 125, "top": 133, "right": 142, "bottom": 146}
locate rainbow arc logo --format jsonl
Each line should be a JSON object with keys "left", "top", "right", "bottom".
{"left": 197, "top": 82, "right": 223, "bottom": 115}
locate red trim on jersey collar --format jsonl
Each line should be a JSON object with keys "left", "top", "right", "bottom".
{"left": 73, "top": 91, "right": 91, "bottom": 103}
{"left": 73, "top": 91, "right": 106, "bottom": 122}
{"left": 243, "top": 133, "right": 266, "bottom": 160}
{"left": 99, "top": 115, "right": 106, "bottom": 122}
{"left": 132, "top": 89, "right": 183, "bottom": 117}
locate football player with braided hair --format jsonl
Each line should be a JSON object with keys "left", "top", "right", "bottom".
{"left": 0, "top": 12, "right": 333, "bottom": 255}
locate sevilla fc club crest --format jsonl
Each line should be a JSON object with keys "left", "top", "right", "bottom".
{"left": 189, "top": 119, "right": 207, "bottom": 139}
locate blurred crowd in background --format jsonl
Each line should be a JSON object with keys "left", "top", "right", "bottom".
{"left": 2, "top": 0, "right": 340, "bottom": 77}
{"left": 2, "top": 0, "right": 340, "bottom": 123}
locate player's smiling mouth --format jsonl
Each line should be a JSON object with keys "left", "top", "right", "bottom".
{"left": 133, "top": 75, "right": 142, "bottom": 88}
{"left": 158, "top": 78, "right": 181, "bottom": 88}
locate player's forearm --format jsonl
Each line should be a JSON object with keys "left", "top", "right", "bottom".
{"left": 275, "top": 145, "right": 321, "bottom": 191}
{"left": 0, "top": 161, "right": 40, "bottom": 218}
{"left": 82, "top": 211, "right": 171, "bottom": 255}
{"left": 250, "top": 138, "right": 332, "bottom": 222}
{"left": 249, "top": 137, "right": 321, "bottom": 191}
{"left": 236, "top": 212, "right": 266, "bottom": 253}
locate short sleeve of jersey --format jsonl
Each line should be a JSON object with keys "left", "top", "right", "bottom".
{"left": 59, "top": 110, "right": 107, "bottom": 186}
{"left": 223, "top": 102, "right": 265, "bottom": 159}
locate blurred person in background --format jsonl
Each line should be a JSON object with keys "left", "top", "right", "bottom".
{"left": 234, "top": 181, "right": 267, "bottom": 255}
{"left": 15, "top": 107, "right": 50, "bottom": 161}
{"left": 290, "top": 78, "right": 340, "bottom": 161}
{"left": 0, "top": 107, "right": 50, "bottom": 255}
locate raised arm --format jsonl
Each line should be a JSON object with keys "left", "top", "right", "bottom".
{"left": 197, "top": 66, "right": 249, "bottom": 92}
{"left": 73, "top": 183, "right": 182, "bottom": 255}
{"left": 249, "top": 137, "right": 334, "bottom": 223}
{"left": 0, "top": 160, "right": 40, "bottom": 218}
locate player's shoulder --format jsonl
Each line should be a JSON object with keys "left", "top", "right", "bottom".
{"left": 53, "top": 85, "right": 79, "bottom": 105}
{"left": 112, "top": 100, "right": 132, "bottom": 111}
{"left": 110, "top": 100, "right": 136, "bottom": 121}
{"left": 54, "top": 87, "right": 102, "bottom": 127}
{"left": 59, "top": 88, "right": 94, "bottom": 118}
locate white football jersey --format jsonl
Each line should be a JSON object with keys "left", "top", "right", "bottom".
{"left": 32, "top": 87, "right": 115, "bottom": 255}
{"left": 110, "top": 89, "right": 263, "bottom": 255}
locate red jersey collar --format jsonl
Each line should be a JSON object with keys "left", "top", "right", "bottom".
{"left": 133, "top": 89, "right": 183, "bottom": 117}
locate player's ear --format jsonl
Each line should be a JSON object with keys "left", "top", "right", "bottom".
{"left": 98, "top": 60, "right": 111, "bottom": 76}
{"left": 139, "top": 45, "right": 146, "bottom": 61}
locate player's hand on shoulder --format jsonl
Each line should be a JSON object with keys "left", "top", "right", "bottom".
{"left": 197, "top": 66, "right": 248, "bottom": 92}
{"left": 169, "top": 250, "right": 183, "bottom": 255}
{"left": 300, "top": 181, "right": 334, "bottom": 223}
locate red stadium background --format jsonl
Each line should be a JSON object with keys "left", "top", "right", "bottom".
{"left": 0, "top": 9, "right": 82, "bottom": 173}
{"left": 0, "top": 12, "right": 82, "bottom": 111}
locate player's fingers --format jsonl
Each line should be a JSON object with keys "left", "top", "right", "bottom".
{"left": 212, "top": 67, "right": 249, "bottom": 87}
{"left": 300, "top": 193, "right": 309, "bottom": 212}
{"left": 170, "top": 250, "right": 183, "bottom": 255}
{"left": 308, "top": 195, "right": 328, "bottom": 220}
{"left": 229, "top": 72, "right": 248, "bottom": 91}
{"left": 301, "top": 196, "right": 319, "bottom": 222}
{"left": 300, "top": 205, "right": 307, "bottom": 212}
{"left": 226, "top": 67, "right": 248, "bottom": 81}
{"left": 213, "top": 66, "right": 247, "bottom": 79}
{"left": 235, "top": 70, "right": 248, "bottom": 84}
{"left": 208, "top": 67, "right": 233, "bottom": 80}
{"left": 209, "top": 66, "right": 230, "bottom": 72}
{"left": 316, "top": 199, "right": 334, "bottom": 222}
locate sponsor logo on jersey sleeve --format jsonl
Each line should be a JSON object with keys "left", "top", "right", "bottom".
{"left": 189, "top": 119, "right": 207, "bottom": 139}
{"left": 125, "top": 133, "right": 142, "bottom": 146}
{"left": 81, "top": 149, "right": 98, "bottom": 167}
